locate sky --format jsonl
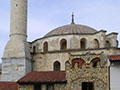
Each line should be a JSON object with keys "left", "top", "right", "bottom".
{"left": 0, "top": 0, "right": 120, "bottom": 63}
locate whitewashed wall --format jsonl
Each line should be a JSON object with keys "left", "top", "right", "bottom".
{"left": 110, "top": 62, "right": 120, "bottom": 90}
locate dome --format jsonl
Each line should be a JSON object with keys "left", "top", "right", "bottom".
{"left": 44, "top": 24, "right": 97, "bottom": 37}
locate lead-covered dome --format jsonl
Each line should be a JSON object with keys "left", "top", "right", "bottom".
{"left": 44, "top": 24, "right": 97, "bottom": 37}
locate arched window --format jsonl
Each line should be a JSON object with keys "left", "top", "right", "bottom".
{"left": 43, "top": 42, "right": 48, "bottom": 53}
{"left": 105, "top": 40, "right": 111, "bottom": 48}
{"left": 33, "top": 46, "right": 36, "bottom": 53}
{"left": 93, "top": 39, "right": 99, "bottom": 48}
{"left": 60, "top": 39, "right": 67, "bottom": 50}
{"left": 91, "top": 58, "right": 100, "bottom": 68}
{"left": 72, "top": 58, "right": 84, "bottom": 68}
{"left": 80, "top": 38, "right": 86, "bottom": 49}
{"left": 117, "top": 40, "right": 119, "bottom": 47}
{"left": 54, "top": 61, "right": 61, "bottom": 71}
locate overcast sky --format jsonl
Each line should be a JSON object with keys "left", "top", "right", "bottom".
{"left": 0, "top": 0, "right": 120, "bottom": 63}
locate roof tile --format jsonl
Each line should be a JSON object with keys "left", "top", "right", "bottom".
{"left": 0, "top": 82, "right": 18, "bottom": 90}
{"left": 109, "top": 55, "right": 120, "bottom": 61}
{"left": 18, "top": 71, "right": 66, "bottom": 83}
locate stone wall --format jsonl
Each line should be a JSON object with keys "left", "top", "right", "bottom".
{"left": 31, "top": 31, "right": 118, "bottom": 53}
{"left": 1, "top": 58, "right": 32, "bottom": 81}
{"left": 65, "top": 53, "right": 109, "bottom": 90}
{"left": 19, "top": 84, "right": 66, "bottom": 90}
{"left": 19, "top": 85, "right": 34, "bottom": 90}
{"left": 33, "top": 53, "right": 69, "bottom": 71}
{"left": 31, "top": 31, "right": 119, "bottom": 72}
{"left": 106, "top": 33, "right": 118, "bottom": 47}
{"left": 0, "top": 72, "right": 1, "bottom": 81}
{"left": 33, "top": 48, "right": 119, "bottom": 71}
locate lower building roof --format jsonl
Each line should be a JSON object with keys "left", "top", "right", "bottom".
{"left": 18, "top": 71, "right": 66, "bottom": 84}
{"left": 0, "top": 82, "right": 18, "bottom": 90}
{"left": 109, "top": 55, "right": 120, "bottom": 61}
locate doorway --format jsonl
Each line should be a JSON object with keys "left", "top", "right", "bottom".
{"left": 82, "top": 82, "right": 93, "bottom": 90}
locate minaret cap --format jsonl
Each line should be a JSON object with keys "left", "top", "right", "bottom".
{"left": 71, "top": 12, "right": 75, "bottom": 24}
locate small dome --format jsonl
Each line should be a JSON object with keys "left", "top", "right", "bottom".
{"left": 44, "top": 24, "right": 97, "bottom": 37}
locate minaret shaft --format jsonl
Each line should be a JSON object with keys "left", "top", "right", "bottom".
{"left": 10, "top": 0, "right": 27, "bottom": 41}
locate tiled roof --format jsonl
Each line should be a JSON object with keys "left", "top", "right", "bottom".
{"left": 0, "top": 82, "right": 18, "bottom": 90}
{"left": 109, "top": 55, "right": 120, "bottom": 61}
{"left": 18, "top": 71, "right": 66, "bottom": 84}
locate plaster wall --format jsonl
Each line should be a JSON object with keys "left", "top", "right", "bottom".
{"left": 110, "top": 62, "right": 120, "bottom": 90}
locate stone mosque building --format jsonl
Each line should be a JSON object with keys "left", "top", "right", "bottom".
{"left": 0, "top": 0, "right": 120, "bottom": 90}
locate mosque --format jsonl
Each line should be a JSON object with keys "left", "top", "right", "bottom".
{"left": 0, "top": 0, "right": 120, "bottom": 90}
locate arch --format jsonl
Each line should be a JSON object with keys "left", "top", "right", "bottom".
{"left": 33, "top": 46, "right": 36, "bottom": 53}
{"left": 65, "top": 61, "right": 69, "bottom": 65}
{"left": 93, "top": 39, "right": 99, "bottom": 48}
{"left": 72, "top": 58, "right": 85, "bottom": 68}
{"left": 43, "top": 42, "right": 48, "bottom": 53}
{"left": 54, "top": 61, "right": 61, "bottom": 71}
{"left": 60, "top": 39, "right": 67, "bottom": 50}
{"left": 105, "top": 40, "right": 111, "bottom": 48}
{"left": 80, "top": 38, "right": 86, "bottom": 49}
{"left": 91, "top": 57, "right": 100, "bottom": 68}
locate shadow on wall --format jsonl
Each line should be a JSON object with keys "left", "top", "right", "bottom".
{"left": 0, "top": 63, "right": 1, "bottom": 70}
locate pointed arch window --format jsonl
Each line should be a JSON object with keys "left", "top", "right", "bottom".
{"left": 60, "top": 39, "right": 67, "bottom": 50}
{"left": 54, "top": 61, "right": 61, "bottom": 71}
{"left": 105, "top": 40, "right": 111, "bottom": 48}
{"left": 33, "top": 46, "right": 36, "bottom": 53}
{"left": 117, "top": 40, "right": 119, "bottom": 47}
{"left": 94, "top": 39, "right": 99, "bottom": 48}
{"left": 43, "top": 42, "right": 48, "bottom": 53}
{"left": 80, "top": 38, "right": 86, "bottom": 49}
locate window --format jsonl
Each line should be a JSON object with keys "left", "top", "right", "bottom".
{"left": 60, "top": 39, "right": 67, "bottom": 50}
{"left": 43, "top": 42, "right": 48, "bottom": 53}
{"left": 105, "top": 41, "right": 111, "bottom": 48}
{"left": 93, "top": 61, "right": 98, "bottom": 68}
{"left": 117, "top": 40, "right": 119, "bottom": 47}
{"left": 54, "top": 61, "right": 61, "bottom": 71}
{"left": 34, "top": 85, "right": 41, "bottom": 90}
{"left": 93, "top": 39, "right": 99, "bottom": 48}
{"left": 80, "top": 38, "right": 86, "bottom": 49}
{"left": 74, "top": 62, "right": 79, "bottom": 68}
{"left": 82, "top": 82, "right": 94, "bottom": 90}
{"left": 47, "top": 84, "right": 54, "bottom": 90}
{"left": 72, "top": 58, "right": 84, "bottom": 68}
{"left": 33, "top": 46, "right": 36, "bottom": 53}
{"left": 91, "top": 58, "right": 100, "bottom": 68}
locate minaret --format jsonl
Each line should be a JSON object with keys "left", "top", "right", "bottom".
{"left": 1, "top": 0, "right": 32, "bottom": 81}
{"left": 10, "top": 0, "right": 27, "bottom": 41}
